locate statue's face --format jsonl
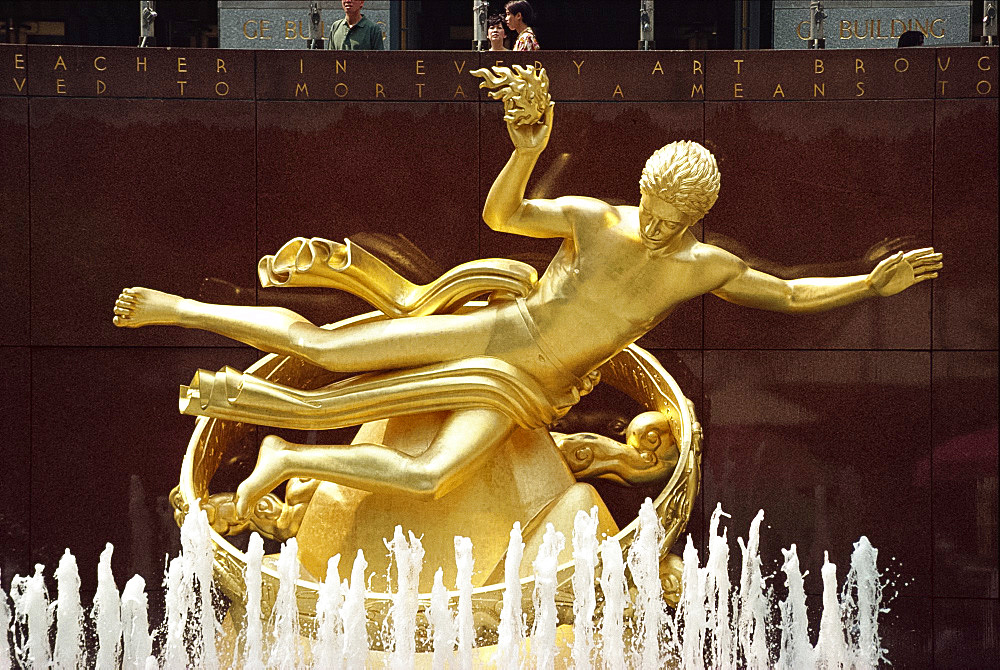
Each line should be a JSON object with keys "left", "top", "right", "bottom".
{"left": 638, "top": 193, "right": 696, "bottom": 251}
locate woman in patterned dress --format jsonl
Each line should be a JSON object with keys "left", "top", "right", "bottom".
{"left": 505, "top": 0, "right": 539, "bottom": 51}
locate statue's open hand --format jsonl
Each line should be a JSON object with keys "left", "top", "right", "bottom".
{"left": 866, "top": 247, "right": 942, "bottom": 297}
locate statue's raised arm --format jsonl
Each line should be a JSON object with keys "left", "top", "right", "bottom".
{"left": 472, "top": 65, "right": 577, "bottom": 240}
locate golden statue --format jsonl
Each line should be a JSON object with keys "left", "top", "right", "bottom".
{"left": 113, "top": 65, "right": 940, "bottom": 633}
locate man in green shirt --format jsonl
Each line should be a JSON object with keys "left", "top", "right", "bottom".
{"left": 328, "top": 0, "right": 384, "bottom": 50}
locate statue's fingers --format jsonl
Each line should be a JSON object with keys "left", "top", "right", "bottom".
{"left": 913, "top": 272, "right": 938, "bottom": 283}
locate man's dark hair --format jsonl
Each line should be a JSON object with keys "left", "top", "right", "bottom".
{"left": 897, "top": 30, "right": 924, "bottom": 47}
{"left": 487, "top": 13, "right": 505, "bottom": 30}
{"left": 505, "top": 0, "right": 535, "bottom": 26}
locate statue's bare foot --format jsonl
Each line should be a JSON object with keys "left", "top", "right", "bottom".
{"left": 236, "top": 435, "right": 291, "bottom": 518}
{"left": 112, "top": 287, "right": 185, "bottom": 328}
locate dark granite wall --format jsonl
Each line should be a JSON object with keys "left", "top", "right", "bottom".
{"left": 1, "top": 44, "right": 996, "bottom": 667}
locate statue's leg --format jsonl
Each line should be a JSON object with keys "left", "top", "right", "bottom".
{"left": 113, "top": 287, "right": 493, "bottom": 372}
{"left": 235, "top": 407, "right": 517, "bottom": 517}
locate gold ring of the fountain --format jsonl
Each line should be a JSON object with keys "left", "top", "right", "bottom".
{"left": 171, "top": 310, "right": 702, "bottom": 646}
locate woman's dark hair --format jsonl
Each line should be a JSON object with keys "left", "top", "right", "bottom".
{"left": 897, "top": 30, "right": 924, "bottom": 47}
{"left": 487, "top": 13, "right": 505, "bottom": 30}
{"left": 504, "top": 0, "right": 535, "bottom": 26}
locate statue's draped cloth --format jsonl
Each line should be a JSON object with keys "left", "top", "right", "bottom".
{"left": 177, "top": 237, "right": 593, "bottom": 430}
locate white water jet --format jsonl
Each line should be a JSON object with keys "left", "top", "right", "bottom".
{"left": 161, "top": 554, "right": 188, "bottom": 670}
{"left": 11, "top": 564, "right": 51, "bottom": 669}
{"left": 268, "top": 537, "right": 301, "bottom": 670}
{"left": 494, "top": 521, "right": 524, "bottom": 670}
{"left": 314, "top": 554, "right": 344, "bottom": 669}
{"left": 94, "top": 544, "right": 122, "bottom": 669}
{"left": 53, "top": 549, "right": 84, "bottom": 669}
{"left": 598, "top": 535, "right": 627, "bottom": 670}
{"left": 0, "top": 568, "right": 11, "bottom": 670}
{"left": 242, "top": 532, "right": 265, "bottom": 670}
{"left": 428, "top": 567, "right": 456, "bottom": 669}
{"left": 341, "top": 549, "right": 369, "bottom": 670}
{"left": 121, "top": 575, "right": 153, "bottom": 670}
{"left": 531, "top": 523, "right": 565, "bottom": 670}
{"left": 736, "top": 510, "right": 769, "bottom": 669}
{"left": 777, "top": 544, "right": 812, "bottom": 670}
{"left": 571, "top": 507, "right": 599, "bottom": 669}
{"left": 814, "top": 552, "right": 850, "bottom": 668}
{"left": 387, "top": 527, "right": 424, "bottom": 668}
{"left": 704, "top": 504, "right": 734, "bottom": 669}
{"left": 677, "top": 535, "right": 707, "bottom": 670}
{"left": 179, "top": 508, "right": 218, "bottom": 669}
{"left": 627, "top": 498, "right": 667, "bottom": 670}
{"left": 845, "top": 536, "right": 885, "bottom": 669}
{"left": 454, "top": 536, "right": 474, "bottom": 670}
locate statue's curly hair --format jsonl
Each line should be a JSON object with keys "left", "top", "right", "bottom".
{"left": 639, "top": 141, "right": 720, "bottom": 220}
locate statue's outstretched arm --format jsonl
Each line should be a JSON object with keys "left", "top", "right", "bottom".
{"left": 710, "top": 245, "right": 942, "bottom": 314}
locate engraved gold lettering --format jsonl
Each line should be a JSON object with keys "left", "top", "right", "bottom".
{"left": 853, "top": 20, "right": 868, "bottom": 39}
{"left": 216, "top": 81, "right": 229, "bottom": 96}
{"left": 930, "top": 18, "right": 944, "bottom": 38}
{"left": 285, "top": 21, "right": 296, "bottom": 40}
{"left": 773, "top": 83, "right": 785, "bottom": 98}
{"left": 891, "top": 19, "right": 906, "bottom": 37}
{"left": 913, "top": 18, "right": 927, "bottom": 36}
{"left": 534, "top": 61, "right": 542, "bottom": 71}
{"left": 415, "top": 82, "right": 424, "bottom": 97}
{"left": 876, "top": 19, "right": 889, "bottom": 39}
{"left": 260, "top": 19, "right": 272, "bottom": 39}
{"left": 415, "top": 59, "right": 425, "bottom": 75}
{"left": 855, "top": 58, "right": 865, "bottom": 74}
{"left": 177, "top": 57, "right": 187, "bottom": 73}
{"left": 13, "top": 77, "right": 26, "bottom": 91}
{"left": 691, "top": 83, "right": 704, "bottom": 97}
{"left": 938, "top": 80, "right": 947, "bottom": 95}
{"left": 573, "top": 59, "right": 584, "bottom": 75}
{"left": 977, "top": 80, "right": 992, "bottom": 95}
{"left": 797, "top": 21, "right": 810, "bottom": 40}
{"left": 937, "top": 56, "right": 951, "bottom": 72}
{"left": 494, "top": 60, "right": 504, "bottom": 68}
{"left": 979, "top": 56, "right": 992, "bottom": 71}
{"left": 56, "top": 78, "right": 66, "bottom": 94}
{"left": 894, "top": 58, "right": 909, "bottom": 73}
{"left": 612, "top": 84, "right": 624, "bottom": 98}
{"left": 856, "top": 81, "right": 865, "bottom": 97}
{"left": 454, "top": 84, "right": 466, "bottom": 98}
{"left": 54, "top": 56, "right": 66, "bottom": 71}
{"left": 96, "top": 79, "right": 106, "bottom": 94}
{"left": 453, "top": 60, "right": 466, "bottom": 74}
{"left": 840, "top": 20, "right": 851, "bottom": 39}
{"left": 375, "top": 82, "right": 385, "bottom": 97}
{"left": 295, "top": 82, "right": 309, "bottom": 97}
{"left": 14, "top": 53, "right": 25, "bottom": 69}
{"left": 336, "top": 59, "right": 346, "bottom": 74}
{"left": 733, "top": 82, "right": 743, "bottom": 98}
{"left": 733, "top": 59, "right": 743, "bottom": 75}
{"left": 300, "top": 58, "right": 304, "bottom": 74}
{"left": 814, "top": 82, "right": 825, "bottom": 97}
{"left": 93, "top": 56, "right": 106, "bottom": 71}
{"left": 177, "top": 80, "right": 187, "bottom": 95}
{"left": 217, "top": 58, "right": 226, "bottom": 73}
{"left": 692, "top": 60, "right": 703, "bottom": 75}
{"left": 815, "top": 59, "right": 824, "bottom": 74}
{"left": 242, "top": 20, "right": 257, "bottom": 39}
{"left": 651, "top": 60, "right": 663, "bottom": 75}
{"left": 136, "top": 57, "right": 147, "bottom": 72}
{"left": 335, "top": 82, "right": 348, "bottom": 97}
